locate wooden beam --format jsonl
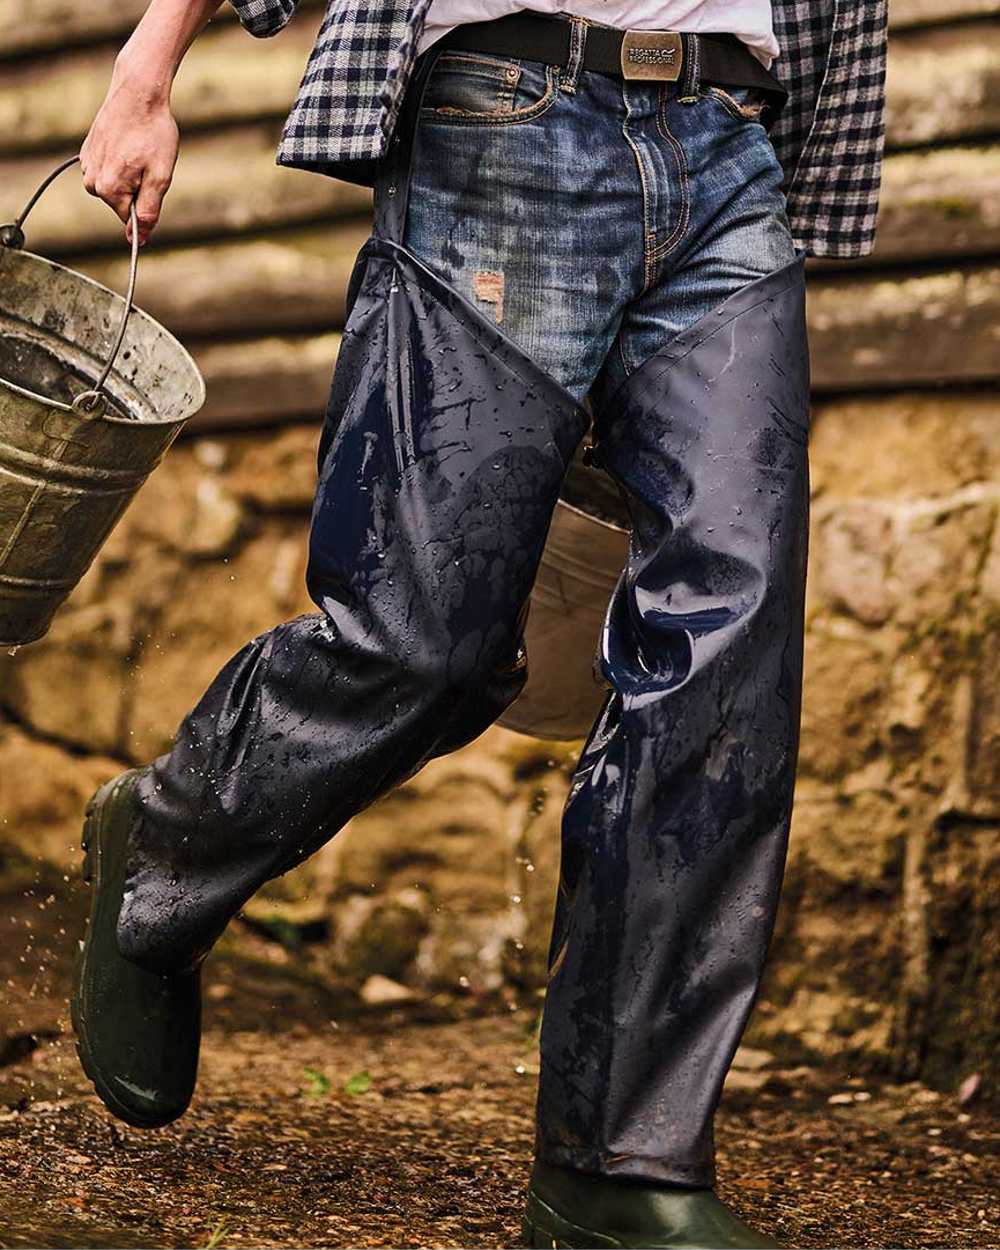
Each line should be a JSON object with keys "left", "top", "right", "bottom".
{"left": 0, "top": 0, "right": 158, "bottom": 58}
{"left": 84, "top": 222, "right": 373, "bottom": 338}
{"left": 189, "top": 331, "right": 342, "bottom": 431}
{"left": 890, "top": 0, "right": 1000, "bottom": 29}
{"left": 0, "top": 0, "right": 322, "bottom": 59}
{"left": 0, "top": 14, "right": 323, "bottom": 155}
{"left": 870, "top": 145, "right": 1000, "bottom": 264}
{"left": 808, "top": 265, "right": 999, "bottom": 392}
{"left": 885, "top": 21, "right": 1000, "bottom": 148}
{"left": 0, "top": 125, "right": 372, "bottom": 253}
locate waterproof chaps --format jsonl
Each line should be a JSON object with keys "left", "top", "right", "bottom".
{"left": 119, "top": 52, "right": 811, "bottom": 1187}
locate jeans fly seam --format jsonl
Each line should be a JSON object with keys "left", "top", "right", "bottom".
{"left": 649, "top": 91, "right": 691, "bottom": 264}
{"left": 620, "top": 87, "right": 657, "bottom": 292}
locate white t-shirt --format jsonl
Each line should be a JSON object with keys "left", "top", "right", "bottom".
{"left": 418, "top": 0, "right": 779, "bottom": 68}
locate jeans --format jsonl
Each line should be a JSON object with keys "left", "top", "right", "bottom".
{"left": 406, "top": 43, "right": 795, "bottom": 404}
{"left": 118, "top": 24, "right": 810, "bottom": 1189}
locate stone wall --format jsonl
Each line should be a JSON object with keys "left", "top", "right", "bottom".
{"left": 1, "top": 0, "right": 998, "bottom": 1089}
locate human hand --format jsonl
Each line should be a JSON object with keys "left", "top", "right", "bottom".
{"left": 79, "top": 57, "right": 180, "bottom": 247}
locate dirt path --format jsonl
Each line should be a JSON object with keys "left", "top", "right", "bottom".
{"left": 1, "top": 885, "right": 997, "bottom": 1249}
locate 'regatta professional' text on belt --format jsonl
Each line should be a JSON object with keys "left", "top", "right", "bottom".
{"left": 438, "top": 12, "right": 788, "bottom": 115}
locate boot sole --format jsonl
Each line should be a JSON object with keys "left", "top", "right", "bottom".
{"left": 522, "top": 1187, "right": 780, "bottom": 1249}
{"left": 71, "top": 775, "right": 177, "bottom": 1131}
{"left": 522, "top": 1192, "right": 624, "bottom": 1248}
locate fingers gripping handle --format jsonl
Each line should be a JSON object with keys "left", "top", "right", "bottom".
{"left": 0, "top": 154, "right": 140, "bottom": 419}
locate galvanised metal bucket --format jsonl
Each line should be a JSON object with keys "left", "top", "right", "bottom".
{"left": 499, "top": 457, "right": 630, "bottom": 741}
{"left": 0, "top": 157, "right": 206, "bottom": 647}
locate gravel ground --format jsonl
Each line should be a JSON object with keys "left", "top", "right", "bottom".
{"left": 1, "top": 884, "right": 997, "bottom": 1249}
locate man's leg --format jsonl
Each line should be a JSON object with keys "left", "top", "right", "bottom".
{"left": 73, "top": 37, "right": 643, "bottom": 1125}
{"left": 115, "top": 45, "right": 645, "bottom": 973}
{"left": 530, "top": 79, "right": 809, "bottom": 1244}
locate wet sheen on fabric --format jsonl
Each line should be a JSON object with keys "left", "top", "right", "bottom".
{"left": 117, "top": 43, "right": 810, "bottom": 1191}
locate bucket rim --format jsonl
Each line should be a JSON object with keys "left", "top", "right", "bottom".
{"left": 555, "top": 496, "right": 629, "bottom": 535}
{"left": 0, "top": 371, "right": 198, "bottom": 428}
{"left": 0, "top": 625, "right": 46, "bottom": 649}
{"left": 0, "top": 245, "right": 206, "bottom": 426}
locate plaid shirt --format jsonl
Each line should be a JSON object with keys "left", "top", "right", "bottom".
{"left": 229, "top": 0, "right": 887, "bottom": 258}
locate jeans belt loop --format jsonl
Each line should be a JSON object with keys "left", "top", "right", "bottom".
{"left": 678, "top": 32, "right": 702, "bottom": 102}
{"left": 561, "top": 16, "right": 588, "bottom": 93}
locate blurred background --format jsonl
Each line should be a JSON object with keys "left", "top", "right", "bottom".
{"left": 0, "top": 0, "right": 997, "bottom": 1109}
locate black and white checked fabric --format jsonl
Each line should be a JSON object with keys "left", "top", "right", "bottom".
{"left": 230, "top": 0, "right": 887, "bottom": 258}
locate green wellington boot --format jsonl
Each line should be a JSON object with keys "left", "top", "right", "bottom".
{"left": 71, "top": 770, "right": 201, "bottom": 1129}
{"left": 523, "top": 1161, "right": 780, "bottom": 1249}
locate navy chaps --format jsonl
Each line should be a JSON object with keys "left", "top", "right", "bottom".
{"left": 118, "top": 55, "right": 810, "bottom": 1188}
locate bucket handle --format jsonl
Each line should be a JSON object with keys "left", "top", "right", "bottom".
{"left": 0, "top": 154, "right": 139, "bottom": 420}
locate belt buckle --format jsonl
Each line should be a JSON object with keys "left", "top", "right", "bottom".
{"left": 620, "top": 29, "right": 683, "bottom": 81}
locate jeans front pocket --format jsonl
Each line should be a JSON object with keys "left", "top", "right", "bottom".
{"left": 420, "top": 51, "right": 559, "bottom": 125}
{"left": 700, "top": 83, "right": 770, "bottom": 125}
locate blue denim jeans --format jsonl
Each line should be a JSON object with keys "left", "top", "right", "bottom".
{"left": 405, "top": 41, "right": 796, "bottom": 404}
{"left": 121, "top": 26, "right": 810, "bottom": 1191}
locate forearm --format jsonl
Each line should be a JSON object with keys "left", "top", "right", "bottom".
{"left": 113, "top": 0, "right": 224, "bottom": 103}
{"left": 80, "top": 0, "right": 224, "bottom": 240}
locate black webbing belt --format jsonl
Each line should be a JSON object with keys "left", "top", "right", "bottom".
{"left": 438, "top": 12, "right": 787, "bottom": 113}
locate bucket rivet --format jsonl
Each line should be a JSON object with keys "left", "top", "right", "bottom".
{"left": 0, "top": 223, "right": 25, "bottom": 249}
{"left": 71, "top": 390, "right": 108, "bottom": 417}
